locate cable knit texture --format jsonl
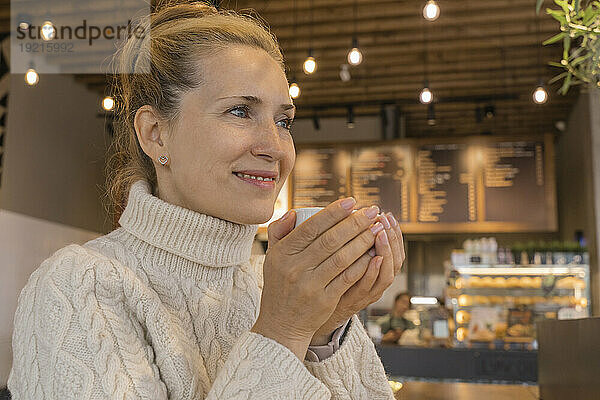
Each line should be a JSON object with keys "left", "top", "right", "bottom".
{"left": 8, "top": 179, "right": 395, "bottom": 399}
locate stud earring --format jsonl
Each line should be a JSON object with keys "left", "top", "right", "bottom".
{"left": 158, "top": 155, "right": 169, "bottom": 165}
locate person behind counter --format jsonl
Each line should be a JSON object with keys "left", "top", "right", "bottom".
{"left": 377, "top": 292, "right": 415, "bottom": 344}
{"left": 8, "top": 1, "right": 408, "bottom": 399}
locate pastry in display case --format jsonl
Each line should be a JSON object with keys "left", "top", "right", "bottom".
{"left": 446, "top": 263, "right": 591, "bottom": 350}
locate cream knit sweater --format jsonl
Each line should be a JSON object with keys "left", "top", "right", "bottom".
{"left": 8, "top": 179, "right": 395, "bottom": 399}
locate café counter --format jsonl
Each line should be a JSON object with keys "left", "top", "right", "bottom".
{"left": 375, "top": 344, "right": 537, "bottom": 383}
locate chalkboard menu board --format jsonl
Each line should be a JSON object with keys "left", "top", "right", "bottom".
{"left": 351, "top": 146, "right": 412, "bottom": 222}
{"left": 292, "top": 134, "right": 556, "bottom": 233}
{"left": 292, "top": 147, "right": 350, "bottom": 207}
{"left": 483, "top": 141, "right": 547, "bottom": 226}
{"left": 416, "top": 143, "right": 477, "bottom": 224}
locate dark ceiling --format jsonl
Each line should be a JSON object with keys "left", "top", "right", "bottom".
{"left": 0, "top": 0, "right": 579, "bottom": 137}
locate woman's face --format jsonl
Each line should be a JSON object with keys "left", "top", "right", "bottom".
{"left": 154, "top": 45, "right": 296, "bottom": 225}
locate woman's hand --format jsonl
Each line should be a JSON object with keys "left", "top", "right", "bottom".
{"left": 251, "top": 198, "right": 382, "bottom": 359}
{"left": 310, "top": 212, "right": 406, "bottom": 345}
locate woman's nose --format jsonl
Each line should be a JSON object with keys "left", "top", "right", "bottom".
{"left": 251, "top": 120, "right": 289, "bottom": 161}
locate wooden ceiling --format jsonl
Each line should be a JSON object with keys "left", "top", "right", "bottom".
{"left": 1, "top": 0, "right": 579, "bottom": 137}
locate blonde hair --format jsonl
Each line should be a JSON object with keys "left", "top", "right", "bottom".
{"left": 103, "top": 0, "right": 285, "bottom": 228}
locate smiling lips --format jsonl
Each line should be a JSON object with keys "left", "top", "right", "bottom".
{"left": 233, "top": 170, "right": 278, "bottom": 180}
{"left": 233, "top": 170, "right": 277, "bottom": 189}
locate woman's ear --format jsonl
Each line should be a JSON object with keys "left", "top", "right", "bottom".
{"left": 134, "top": 105, "right": 167, "bottom": 161}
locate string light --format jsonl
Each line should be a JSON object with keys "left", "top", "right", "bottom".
{"left": 25, "top": 68, "right": 39, "bottom": 86}
{"left": 339, "top": 64, "right": 351, "bottom": 82}
{"left": 347, "top": 38, "right": 363, "bottom": 66}
{"left": 533, "top": 85, "right": 548, "bottom": 104}
{"left": 420, "top": 81, "right": 433, "bottom": 104}
{"left": 423, "top": 0, "right": 440, "bottom": 21}
{"left": 102, "top": 96, "right": 115, "bottom": 111}
{"left": 40, "top": 20, "right": 56, "bottom": 41}
{"left": 303, "top": 49, "right": 317, "bottom": 74}
{"left": 289, "top": 82, "right": 300, "bottom": 99}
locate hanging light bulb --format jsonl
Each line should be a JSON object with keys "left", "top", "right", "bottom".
{"left": 419, "top": 81, "right": 433, "bottom": 104}
{"left": 339, "top": 64, "right": 351, "bottom": 82}
{"left": 40, "top": 20, "right": 56, "bottom": 41}
{"left": 423, "top": 0, "right": 440, "bottom": 21}
{"left": 289, "top": 82, "right": 300, "bottom": 99}
{"left": 102, "top": 96, "right": 115, "bottom": 111}
{"left": 533, "top": 85, "right": 548, "bottom": 104}
{"left": 303, "top": 56, "right": 317, "bottom": 74}
{"left": 303, "top": 48, "right": 317, "bottom": 74}
{"left": 347, "top": 38, "right": 363, "bottom": 66}
{"left": 25, "top": 68, "right": 39, "bottom": 86}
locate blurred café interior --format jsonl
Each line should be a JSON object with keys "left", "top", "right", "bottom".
{"left": 1, "top": 0, "right": 600, "bottom": 399}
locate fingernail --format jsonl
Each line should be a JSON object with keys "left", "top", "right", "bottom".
{"left": 387, "top": 212, "right": 398, "bottom": 227}
{"left": 378, "top": 230, "right": 389, "bottom": 245}
{"left": 375, "top": 256, "right": 383, "bottom": 269}
{"left": 341, "top": 197, "right": 356, "bottom": 210}
{"left": 365, "top": 206, "right": 379, "bottom": 219}
{"left": 370, "top": 222, "right": 384, "bottom": 235}
{"left": 281, "top": 209, "right": 292, "bottom": 221}
{"left": 380, "top": 214, "right": 390, "bottom": 229}
{"left": 368, "top": 247, "right": 376, "bottom": 257}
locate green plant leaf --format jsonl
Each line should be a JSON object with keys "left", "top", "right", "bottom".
{"left": 560, "top": 72, "right": 572, "bottom": 94}
{"left": 548, "top": 61, "right": 567, "bottom": 68}
{"left": 537, "top": 0, "right": 545, "bottom": 14}
{"left": 544, "top": 32, "right": 567, "bottom": 45}
{"left": 554, "top": 0, "right": 572, "bottom": 14}
{"left": 569, "top": 46, "right": 585, "bottom": 60}
{"left": 549, "top": 71, "right": 569, "bottom": 83}
{"left": 572, "top": 53, "right": 592, "bottom": 65}
{"left": 547, "top": 8, "right": 568, "bottom": 24}
{"left": 563, "top": 35, "right": 571, "bottom": 59}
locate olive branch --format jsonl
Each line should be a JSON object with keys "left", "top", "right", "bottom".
{"left": 536, "top": 0, "right": 600, "bottom": 94}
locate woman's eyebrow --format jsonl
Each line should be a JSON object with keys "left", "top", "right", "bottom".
{"left": 217, "top": 95, "right": 295, "bottom": 114}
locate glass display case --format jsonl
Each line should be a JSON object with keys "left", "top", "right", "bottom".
{"left": 446, "top": 263, "right": 591, "bottom": 350}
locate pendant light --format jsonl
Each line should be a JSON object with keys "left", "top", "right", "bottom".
{"left": 102, "top": 96, "right": 115, "bottom": 111}
{"left": 25, "top": 61, "right": 39, "bottom": 86}
{"left": 347, "top": 0, "right": 363, "bottom": 66}
{"left": 423, "top": 0, "right": 440, "bottom": 21}
{"left": 533, "top": 84, "right": 548, "bottom": 104}
{"left": 303, "top": 1, "right": 317, "bottom": 74}
{"left": 533, "top": 17, "right": 548, "bottom": 105}
{"left": 289, "top": 80, "right": 301, "bottom": 99}
{"left": 339, "top": 64, "right": 351, "bottom": 82}
{"left": 420, "top": 82, "right": 433, "bottom": 104}
{"left": 289, "top": 0, "right": 300, "bottom": 98}
{"left": 303, "top": 49, "right": 317, "bottom": 74}
{"left": 419, "top": 25, "right": 433, "bottom": 104}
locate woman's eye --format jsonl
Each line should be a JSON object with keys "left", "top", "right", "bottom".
{"left": 277, "top": 118, "right": 294, "bottom": 131}
{"left": 229, "top": 106, "right": 249, "bottom": 118}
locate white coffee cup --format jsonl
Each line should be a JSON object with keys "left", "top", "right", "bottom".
{"left": 293, "top": 207, "right": 359, "bottom": 229}
{"left": 294, "top": 207, "right": 324, "bottom": 229}
{"left": 293, "top": 206, "right": 375, "bottom": 255}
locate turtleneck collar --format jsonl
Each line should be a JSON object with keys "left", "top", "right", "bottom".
{"left": 118, "top": 179, "right": 259, "bottom": 267}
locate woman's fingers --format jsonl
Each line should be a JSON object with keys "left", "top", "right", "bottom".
{"left": 377, "top": 214, "right": 403, "bottom": 275}
{"left": 339, "top": 253, "right": 382, "bottom": 304}
{"left": 370, "top": 229, "right": 395, "bottom": 300}
{"left": 387, "top": 212, "right": 406, "bottom": 268}
{"left": 324, "top": 251, "right": 379, "bottom": 299}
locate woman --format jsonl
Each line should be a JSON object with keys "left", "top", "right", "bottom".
{"left": 378, "top": 292, "right": 415, "bottom": 344}
{"left": 8, "top": 2, "right": 406, "bottom": 399}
